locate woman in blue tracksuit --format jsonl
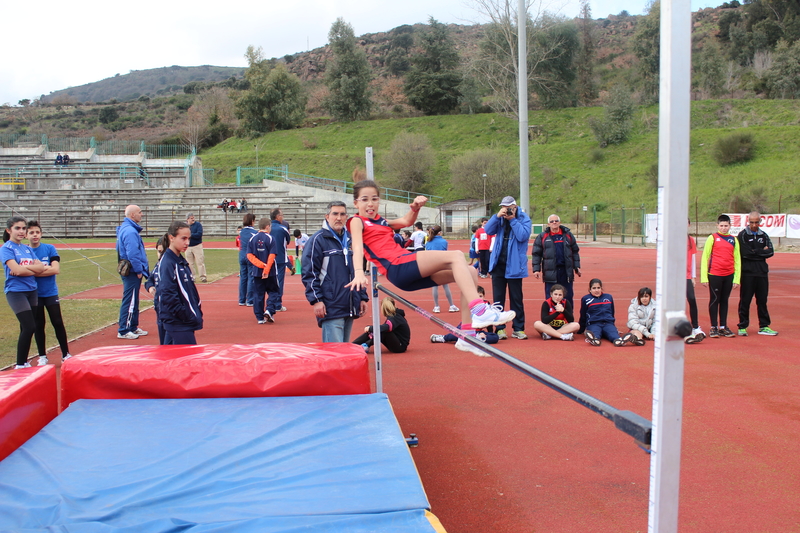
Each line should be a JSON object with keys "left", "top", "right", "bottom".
{"left": 238, "top": 213, "right": 258, "bottom": 306}
{"left": 145, "top": 236, "right": 167, "bottom": 345}
{"left": 578, "top": 278, "right": 633, "bottom": 347}
{"left": 155, "top": 221, "right": 203, "bottom": 345}
{"left": 425, "top": 226, "right": 459, "bottom": 313}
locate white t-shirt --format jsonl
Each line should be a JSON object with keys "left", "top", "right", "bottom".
{"left": 410, "top": 230, "right": 426, "bottom": 250}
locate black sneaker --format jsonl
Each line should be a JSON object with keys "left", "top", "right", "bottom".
{"left": 708, "top": 327, "right": 719, "bottom": 338}
{"left": 719, "top": 327, "right": 735, "bottom": 338}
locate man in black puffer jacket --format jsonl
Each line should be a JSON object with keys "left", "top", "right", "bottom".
{"left": 531, "top": 214, "right": 582, "bottom": 307}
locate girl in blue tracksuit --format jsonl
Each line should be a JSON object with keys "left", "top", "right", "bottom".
{"left": 145, "top": 236, "right": 167, "bottom": 344}
{"left": 155, "top": 221, "right": 203, "bottom": 345}
{"left": 3, "top": 216, "right": 45, "bottom": 368}
{"left": 578, "top": 278, "right": 634, "bottom": 347}
{"left": 425, "top": 226, "right": 459, "bottom": 313}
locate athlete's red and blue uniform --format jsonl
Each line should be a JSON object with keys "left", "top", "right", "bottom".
{"left": 347, "top": 214, "right": 436, "bottom": 291}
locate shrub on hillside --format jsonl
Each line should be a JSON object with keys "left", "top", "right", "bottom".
{"left": 588, "top": 85, "right": 634, "bottom": 147}
{"left": 449, "top": 149, "right": 518, "bottom": 202}
{"left": 712, "top": 132, "right": 755, "bottom": 165}
{"left": 382, "top": 132, "right": 435, "bottom": 192}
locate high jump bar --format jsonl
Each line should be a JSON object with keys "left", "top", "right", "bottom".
{"left": 372, "top": 277, "right": 652, "bottom": 447}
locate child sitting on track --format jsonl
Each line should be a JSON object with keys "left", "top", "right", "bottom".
{"left": 353, "top": 296, "right": 410, "bottom": 353}
{"left": 578, "top": 278, "right": 634, "bottom": 347}
{"left": 430, "top": 286, "right": 499, "bottom": 349}
{"left": 533, "top": 284, "right": 580, "bottom": 341}
{"left": 626, "top": 287, "right": 656, "bottom": 346}
{"left": 345, "top": 180, "right": 515, "bottom": 357}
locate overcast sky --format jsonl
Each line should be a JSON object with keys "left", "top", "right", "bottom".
{"left": 1, "top": 0, "right": 716, "bottom": 106}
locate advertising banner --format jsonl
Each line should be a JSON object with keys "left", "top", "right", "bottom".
{"left": 726, "top": 213, "right": 786, "bottom": 238}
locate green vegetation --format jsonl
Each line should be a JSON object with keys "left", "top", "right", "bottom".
{"left": 200, "top": 98, "right": 800, "bottom": 223}
{"left": 713, "top": 131, "right": 755, "bottom": 165}
{"left": 0, "top": 248, "right": 238, "bottom": 368}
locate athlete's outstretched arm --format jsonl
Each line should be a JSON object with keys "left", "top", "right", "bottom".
{"left": 388, "top": 196, "right": 427, "bottom": 230}
{"left": 346, "top": 217, "right": 368, "bottom": 292}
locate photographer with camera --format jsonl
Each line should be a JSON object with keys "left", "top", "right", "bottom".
{"left": 484, "top": 196, "right": 532, "bottom": 340}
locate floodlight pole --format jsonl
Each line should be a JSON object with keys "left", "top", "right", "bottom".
{"left": 517, "top": 0, "right": 529, "bottom": 214}
{"left": 649, "top": 0, "right": 691, "bottom": 532}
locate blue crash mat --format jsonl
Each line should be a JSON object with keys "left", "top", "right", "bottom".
{"left": 0, "top": 394, "right": 435, "bottom": 533}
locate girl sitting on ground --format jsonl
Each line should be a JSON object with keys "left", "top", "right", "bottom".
{"left": 345, "top": 179, "right": 514, "bottom": 357}
{"left": 533, "top": 284, "right": 580, "bottom": 341}
{"left": 627, "top": 287, "right": 656, "bottom": 346}
{"left": 430, "top": 286, "right": 498, "bottom": 348}
{"left": 352, "top": 296, "right": 410, "bottom": 353}
{"left": 578, "top": 278, "right": 634, "bottom": 347}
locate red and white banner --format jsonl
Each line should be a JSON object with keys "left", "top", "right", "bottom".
{"left": 726, "top": 213, "right": 787, "bottom": 238}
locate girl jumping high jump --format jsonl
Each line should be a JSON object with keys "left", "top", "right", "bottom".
{"left": 345, "top": 179, "right": 514, "bottom": 356}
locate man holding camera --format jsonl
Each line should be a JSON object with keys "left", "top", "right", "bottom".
{"left": 484, "top": 196, "right": 532, "bottom": 340}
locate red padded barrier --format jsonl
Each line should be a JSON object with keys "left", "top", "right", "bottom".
{"left": 0, "top": 366, "right": 57, "bottom": 462}
{"left": 61, "top": 343, "right": 370, "bottom": 410}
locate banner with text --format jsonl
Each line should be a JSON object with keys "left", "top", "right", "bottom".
{"left": 726, "top": 213, "right": 787, "bottom": 238}
{"left": 786, "top": 215, "right": 800, "bottom": 239}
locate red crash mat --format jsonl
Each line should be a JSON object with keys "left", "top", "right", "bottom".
{"left": 61, "top": 343, "right": 370, "bottom": 410}
{"left": 0, "top": 365, "right": 57, "bottom": 461}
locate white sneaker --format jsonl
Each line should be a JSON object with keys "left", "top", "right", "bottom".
{"left": 432, "top": 306, "right": 441, "bottom": 313}
{"left": 257, "top": 319, "right": 266, "bottom": 324}
{"left": 561, "top": 333, "right": 574, "bottom": 341}
{"left": 38, "top": 356, "right": 49, "bottom": 366}
{"left": 279, "top": 306, "right": 287, "bottom": 312}
{"left": 430, "top": 334, "right": 446, "bottom": 343}
{"left": 133, "top": 328, "right": 148, "bottom": 336}
{"left": 63, "top": 354, "right": 73, "bottom": 361}
{"left": 15, "top": 363, "right": 32, "bottom": 369}
{"left": 541, "top": 333, "right": 552, "bottom": 340}
{"left": 448, "top": 305, "right": 460, "bottom": 312}
{"left": 117, "top": 332, "right": 140, "bottom": 340}
{"left": 497, "top": 329, "right": 508, "bottom": 340}
{"left": 472, "top": 303, "right": 516, "bottom": 329}
{"left": 265, "top": 310, "right": 275, "bottom": 323}
{"left": 455, "top": 334, "right": 491, "bottom": 357}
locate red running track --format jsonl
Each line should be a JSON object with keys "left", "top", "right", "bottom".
{"left": 62, "top": 244, "right": 800, "bottom": 532}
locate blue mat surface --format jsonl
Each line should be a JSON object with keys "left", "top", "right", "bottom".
{"left": 0, "top": 394, "right": 435, "bottom": 532}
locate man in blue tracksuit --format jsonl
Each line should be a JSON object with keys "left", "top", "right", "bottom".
{"left": 484, "top": 196, "right": 532, "bottom": 340}
{"left": 116, "top": 205, "right": 149, "bottom": 340}
{"left": 269, "top": 208, "right": 291, "bottom": 313}
{"left": 301, "top": 201, "right": 368, "bottom": 342}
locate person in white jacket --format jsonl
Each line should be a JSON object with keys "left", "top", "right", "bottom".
{"left": 627, "top": 287, "right": 656, "bottom": 346}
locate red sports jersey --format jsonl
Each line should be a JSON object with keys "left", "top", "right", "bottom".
{"left": 347, "top": 215, "right": 415, "bottom": 275}
{"left": 708, "top": 232, "right": 736, "bottom": 276}
{"left": 686, "top": 235, "right": 697, "bottom": 279}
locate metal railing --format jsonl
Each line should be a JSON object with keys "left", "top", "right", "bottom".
{"left": 0, "top": 177, "right": 26, "bottom": 190}
{"left": 1, "top": 134, "right": 192, "bottom": 159}
{"left": 187, "top": 168, "right": 214, "bottom": 187}
{"left": 0, "top": 133, "right": 43, "bottom": 148}
{"left": 236, "top": 166, "right": 444, "bottom": 207}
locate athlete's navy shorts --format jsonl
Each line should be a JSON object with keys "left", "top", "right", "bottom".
{"left": 386, "top": 261, "right": 437, "bottom": 292}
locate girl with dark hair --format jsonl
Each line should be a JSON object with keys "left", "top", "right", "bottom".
{"left": 26, "top": 221, "right": 71, "bottom": 365}
{"left": 352, "top": 297, "right": 410, "bottom": 353}
{"left": 145, "top": 235, "right": 168, "bottom": 344}
{"left": 154, "top": 221, "right": 203, "bottom": 345}
{"left": 3, "top": 216, "right": 45, "bottom": 368}
{"left": 346, "top": 180, "right": 514, "bottom": 357}
{"left": 578, "top": 278, "right": 634, "bottom": 347}
{"left": 627, "top": 287, "right": 656, "bottom": 346}
{"left": 425, "top": 225, "right": 459, "bottom": 313}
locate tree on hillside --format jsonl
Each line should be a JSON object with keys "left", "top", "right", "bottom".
{"left": 324, "top": 18, "right": 373, "bottom": 122}
{"left": 386, "top": 26, "right": 415, "bottom": 76}
{"left": 632, "top": 0, "right": 660, "bottom": 104}
{"left": 471, "top": 0, "right": 579, "bottom": 116}
{"left": 450, "top": 149, "right": 519, "bottom": 201}
{"left": 235, "top": 61, "right": 306, "bottom": 134}
{"left": 382, "top": 132, "right": 435, "bottom": 191}
{"left": 403, "top": 18, "right": 463, "bottom": 115}
{"left": 696, "top": 41, "right": 725, "bottom": 98}
{"left": 764, "top": 39, "right": 800, "bottom": 98}
{"left": 575, "top": 0, "right": 599, "bottom": 105}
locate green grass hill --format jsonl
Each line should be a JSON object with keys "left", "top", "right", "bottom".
{"left": 200, "top": 98, "right": 800, "bottom": 224}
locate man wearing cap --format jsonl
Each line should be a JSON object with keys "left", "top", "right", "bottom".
{"left": 484, "top": 196, "right": 532, "bottom": 340}
{"left": 186, "top": 213, "right": 207, "bottom": 283}
{"left": 531, "top": 214, "right": 581, "bottom": 307}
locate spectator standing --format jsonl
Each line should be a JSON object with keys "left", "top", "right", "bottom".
{"left": 3, "top": 216, "right": 45, "bottom": 368}
{"left": 116, "top": 205, "right": 149, "bottom": 340}
{"left": 145, "top": 236, "right": 167, "bottom": 344}
{"left": 531, "top": 214, "right": 582, "bottom": 307}
{"left": 26, "top": 221, "right": 71, "bottom": 364}
{"left": 238, "top": 214, "right": 258, "bottom": 307}
{"left": 185, "top": 213, "right": 207, "bottom": 283}
{"left": 410, "top": 222, "right": 427, "bottom": 251}
{"left": 269, "top": 208, "right": 291, "bottom": 312}
{"left": 425, "top": 225, "right": 459, "bottom": 313}
{"left": 474, "top": 218, "right": 491, "bottom": 278}
{"left": 247, "top": 218, "right": 280, "bottom": 324}
{"left": 685, "top": 221, "right": 705, "bottom": 344}
{"left": 293, "top": 229, "right": 309, "bottom": 257}
{"left": 484, "top": 196, "right": 531, "bottom": 340}
{"left": 155, "top": 221, "right": 203, "bottom": 345}
{"left": 301, "top": 201, "right": 368, "bottom": 342}
{"left": 737, "top": 211, "right": 778, "bottom": 336}
{"left": 700, "top": 214, "right": 741, "bottom": 338}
